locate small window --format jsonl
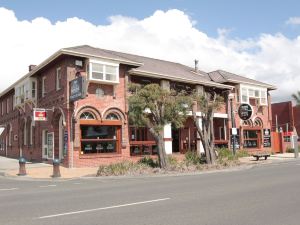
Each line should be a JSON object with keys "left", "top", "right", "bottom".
{"left": 254, "top": 90, "right": 260, "bottom": 98}
{"left": 6, "top": 98, "right": 9, "bottom": 113}
{"left": 95, "top": 88, "right": 104, "bottom": 98}
{"left": 42, "top": 77, "right": 46, "bottom": 97}
{"left": 80, "top": 112, "right": 95, "bottom": 120}
{"left": 32, "top": 81, "right": 36, "bottom": 98}
{"left": 56, "top": 67, "right": 62, "bottom": 90}
{"left": 91, "top": 63, "right": 104, "bottom": 80}
{"left": 106, "top": 113, "right": 119, "bottom": 120}
{"left": 241, "top": 88, "right": 248, "bottom": 103}
{"left": 89, "top": 61, "right": 118, "bottom": 83}
{"left": 260, "top": 90, "right": 267, "bottom": 105}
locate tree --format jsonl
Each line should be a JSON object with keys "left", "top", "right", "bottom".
{"left": 292, "top": 91, "right": 300, "bottom": 105}
{"left": 191, "top": 91, "right": 224, "bottom": 164}
{"left": 128, "top": 83, "right": 190, "bottom": 168}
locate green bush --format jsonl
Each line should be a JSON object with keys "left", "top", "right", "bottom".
{"left": 167, "top": 155, "right": 178, "bottom": 166}
{"left": 236, "top": 150, "right": 249, "bottom": 158}
{"left": 217, "top": 148, "right": 248, "bottom": 161}
{"left": 286, "top": 147, "right": 294, "bottom": 153}
{"left": 184, "top": 150, "right": 204, "bottom": 165}
{"left": 138, "top": 157, "right": 158, "bottom": 168}
{"left": 97, "top": 161, "right": 138, "bottom": 176}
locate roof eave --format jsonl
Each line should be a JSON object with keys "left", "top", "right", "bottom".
{"left": 129, "top": 69, "right": 233, "bottom": 90}
{"left": 226, "top": 78, "right": 277, "bottom": 90}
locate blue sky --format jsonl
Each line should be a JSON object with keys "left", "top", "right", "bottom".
{"left": 0, "top": 0, "right": 300, "bottom": 102}
{"left": 1, "top": 0, "right": 300, "bottom": 39}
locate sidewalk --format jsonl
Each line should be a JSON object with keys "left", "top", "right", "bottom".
{"left": 1, "top": 153, "right": 299, "bottom": 179}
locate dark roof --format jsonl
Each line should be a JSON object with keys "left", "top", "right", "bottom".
{"left": 63, "top": 45, "right": 230, "bottom": 88}
{"left": 208, "top": 70, "right": 276, "bottom": 90}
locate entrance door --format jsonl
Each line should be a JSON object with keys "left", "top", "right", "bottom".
{"left": 47, "top": 132, "right": 54, "bottom": 159}
{"left": 42, "top": 130, "right": 48, "bottom": 159}
{"left": 172, "top": 128, "right": 180, "bottom": 153}
{"left": 58, "top": 116, "right": 64, "bottom": 160}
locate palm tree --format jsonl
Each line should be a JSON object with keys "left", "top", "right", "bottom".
{"left": 292, "top": 91, "right": 300, "bottom": 105}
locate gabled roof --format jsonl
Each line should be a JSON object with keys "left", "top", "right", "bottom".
{"left": 63, "top": 45, "right": 231, "bottom": 88}
{"left": 208, "top": 70, "right": 276, "bottom": 90}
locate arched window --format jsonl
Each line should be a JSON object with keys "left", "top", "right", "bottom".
{"left": 242, "top": 119, "right": 253, "bottom": 127}
{"left": 80, "top": 112, "right": 95, "bottom": 120}
{"left": 106, "top": 113, "right": 119, "bottom": 120}
{"left": 254, "top": 117, "right": 263, "bottom": 127}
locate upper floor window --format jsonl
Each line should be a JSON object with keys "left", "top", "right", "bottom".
{"left": 42, "top": 76, "right": 46, "bottom": 97}
{"left": 56, "top": 67, "right": 62, "bottom": 90}
{"left": 89, "top": 60, "right": 119, "bottom": 83}
{"left": 6, "top": 98, "right": 9, "bottom": 114}
{"left": 1, "top": 101, "right": 4, "bottom": 115}
{"left": 32, "top": 81, "right": 36, "bottom": 98}
{"left": 239, "top": 85, "right": 268, "bottom": 106}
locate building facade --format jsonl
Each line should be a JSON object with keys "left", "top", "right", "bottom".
{"left": 0, "top": 45, "right": 276, "bottom": 167}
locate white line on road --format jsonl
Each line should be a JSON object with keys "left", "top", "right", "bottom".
{"left": 38, "top": 198, "right": 170, "bottom": 219}
{"left": 0, "top": 188, "right": 19, "bottom": 191}
{"left": 39, "top": 185, "right": 57, "bottom": 188}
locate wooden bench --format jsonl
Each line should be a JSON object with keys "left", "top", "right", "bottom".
{"left": 252, "top": 153, "right": 270, "bottom": 161}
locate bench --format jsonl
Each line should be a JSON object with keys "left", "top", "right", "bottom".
{"left": 252, "top": 153, "right": 270, "bottom": 161}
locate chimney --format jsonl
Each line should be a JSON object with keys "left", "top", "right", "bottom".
{"left": 29, "top": 65, "right": 36, "bottom": 72}
{"left": 194, "top": 59, "right": 199, "bottom": 72}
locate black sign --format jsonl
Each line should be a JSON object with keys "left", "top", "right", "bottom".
{"left": 238, "top": 104, "right": 253, "bottom": 120}
{"left": 70, "top": 77, "right": 86, "bottom": 102}
{"left": 263, "top": 129, "right": 271, "bottom": 147}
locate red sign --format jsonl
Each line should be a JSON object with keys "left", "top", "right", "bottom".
{"left": 34, "top": 109, "right": 47, "bottom": 121}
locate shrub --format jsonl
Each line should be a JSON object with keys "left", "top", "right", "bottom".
{"left": 138, "top": 157, "right": 158, "bottom": 168}
{"left": 167, "top": 155, "right": 178, "bottom": 166}
{"left": 184, "top": 150, "right": 204, "bottom": 165}
{"left": 236, "top": 150, "right": 249, "bottom": 158}
{"left": 97, "top": 161, "right": 138, "bottom": 176}
{"left": 286, "top": 147, "right": 294, "bottom": 153}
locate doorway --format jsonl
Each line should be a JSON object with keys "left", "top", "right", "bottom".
{"left": 172, "top": 127, "right": 180, "bottom": 153}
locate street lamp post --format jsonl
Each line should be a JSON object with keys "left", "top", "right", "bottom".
{"left": 228, "top": 93, "right": 236, "bottom": 155}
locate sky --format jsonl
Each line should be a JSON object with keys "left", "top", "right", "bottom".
{"left": 1, "top": 0, "right": 300, "bottom": 102}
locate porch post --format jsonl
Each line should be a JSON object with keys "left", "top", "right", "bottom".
{"left": 164, "top": 123, "right": 172, "bottom": 154}
{"left": 196, "top": 117, "right": 204, "bottom": 154}
{"left": 160, "top": 80, "right": 173, "bottom": 154}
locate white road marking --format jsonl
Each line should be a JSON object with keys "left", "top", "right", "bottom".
{"left": 38, "top": 198, "right": 170, "bottom": 219}
{"left": 39, "top": 185, "right": 57, "bottom": 188}
{"left": 0, "top": 188, "right": 19, "bottom": 191}
{"left": 73, "top": 182, "right": 81, "bottom": 185}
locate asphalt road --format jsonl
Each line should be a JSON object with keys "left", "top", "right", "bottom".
{"left": 1, "top": 160, "right": 300, "bottom": 225}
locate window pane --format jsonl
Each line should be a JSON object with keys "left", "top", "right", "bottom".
{"left": 81, "top": 125, "right": 117, "bottom": 139}
{"left": 92, "top": 63, "right": 104, "bottom": 72}
{"left": 255, "top": 90, "right": 260, "bottom": 97}
{"left": 106, "top": 65, "right": 116, "bottom": 74}
{"left": 92, "top": 72, "right": 103, "bottom": 80}
{"left": 106, "top": 73, "right": 116, "bottom": 81}
{"left": 248, "top": 89, "right": 254, "bottom": 97}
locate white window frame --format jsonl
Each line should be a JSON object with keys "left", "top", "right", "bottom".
{"left": 89, "top": 59, "right": 119, "bottom": 84}
{"left": 239, "top": 84, "right": 268, "bottom": 106}
{"left": 42, "top": 76, "right": 46, "bottom": 97}
{"left": 56, "top": 67, "right": 62, "bottom": 90}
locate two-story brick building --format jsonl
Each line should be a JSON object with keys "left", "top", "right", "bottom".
{"left": 0, "top": 45, "right": 276, "bottom": 167}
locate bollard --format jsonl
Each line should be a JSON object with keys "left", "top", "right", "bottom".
{"left": 18, "top": 157, "right": 27, "bottom": 176}
{"left": 52, "top": 158, "right": 61, "bottom": 178}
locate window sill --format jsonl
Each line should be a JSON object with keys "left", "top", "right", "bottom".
{"left": 79, "top": 153, "right": 122, "bottom": 159}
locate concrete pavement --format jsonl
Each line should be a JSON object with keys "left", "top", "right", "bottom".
{"left": 1, "top": 159, "right": 300, "bottom": 225}
{"left": 0, "top": 153, "right": 299, "bottom": 179}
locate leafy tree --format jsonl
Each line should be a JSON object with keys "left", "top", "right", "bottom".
{"left": 292, "top": 91, "right": 300, "bottom": 105}
{"left": 128, "top": 83, "right": 190, "bottom": 168}
{"left": 191, "top": 91, "right": 224, "bottom": 164}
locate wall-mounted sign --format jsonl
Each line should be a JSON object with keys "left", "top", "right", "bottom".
{"left": 70, "top": 76, "right": 86, "bottom": 102}
{"left": 263, "top": 129, "right": 271, "bottom": 147}
{"left": 33, "top": 108, "right": 47, "bottom": 121}
{"left": 238, "top": 104, "right": 253, "bottom": 120}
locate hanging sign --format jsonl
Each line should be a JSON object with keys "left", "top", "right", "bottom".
{"left": 238, "top": 104, "right": 253, "bottom": 120}
{"left": 70, "top": 76, "right": 86, "bottom": 102}
{"left": 33, "top": 108, "right": 47, "bottom": 121}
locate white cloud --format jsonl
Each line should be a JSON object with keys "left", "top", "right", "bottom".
{"left": 0, "top": 7, "right": 300, "bottom": 102}
{"left": 286, "top": 17, "right": 300, "bottom": 25}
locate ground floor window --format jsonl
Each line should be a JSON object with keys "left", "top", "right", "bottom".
{"left": 243, "top": 130, "right": 261, "bottom": 148}
{"left": 80, "top": 125, "right": 120, "bottom": 154}
{"left": 129, "top": 126, "right": 156, "bottom": 155}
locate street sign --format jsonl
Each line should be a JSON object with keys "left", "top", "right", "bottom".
{"left": 232, "top": 128, "right": 237, "bottom": 135}
{"left": 70, "top": 76, "right": 86, "bottom": 102}
{"left": 238, "top": 104, "right": 253, "bottom": 120}
{"left": 263, "top": 129, "right": 271, "bottom": 147}
{"left": 33, "top": 108, "right": 47, "bottom": 121}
